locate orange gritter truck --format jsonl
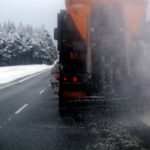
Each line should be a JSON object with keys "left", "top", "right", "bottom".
{"left": 54, "top": 0, "right": 148, "bottom": 111}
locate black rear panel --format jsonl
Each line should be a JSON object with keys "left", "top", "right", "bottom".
{"left": 57, "top": 10, "right": 87, "bottom": 78}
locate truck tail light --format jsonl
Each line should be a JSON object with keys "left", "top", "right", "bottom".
{"left": 63, "top": 91, "right": 87, "bottom": 97}
{"left": 72, "top": 76, "right": 78, "bottom": 82}
{"left": 55, "top": 74, "right": 60, "bottom": 80}
{"left": 63, "top": 76, "right": 67, "bottom": 81}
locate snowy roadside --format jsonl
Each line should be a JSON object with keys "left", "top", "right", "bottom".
{"left": 0, "top": 64, "right": 53, "bottom": 85}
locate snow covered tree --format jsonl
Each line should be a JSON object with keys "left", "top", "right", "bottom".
{"left": 0, "top": 22, "right": 58, "bottom": 66}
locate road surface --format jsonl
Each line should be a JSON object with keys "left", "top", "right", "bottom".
{"left": 0, "top": 70, "right": 150, "bottom": 150}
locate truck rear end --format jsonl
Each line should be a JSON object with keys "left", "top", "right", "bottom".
{"left": 55, "top": 10, "right": 89, "bottom": 108}
{"left": 54, "top": 0, "right": 147, "bottom": 110}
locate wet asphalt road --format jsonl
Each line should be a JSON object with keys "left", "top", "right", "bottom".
{"left": 0, "top": 70, "right": 150, "bottom": 150}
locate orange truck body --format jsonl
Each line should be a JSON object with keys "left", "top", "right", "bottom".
{"left": 65, "top": 0, "right": 147, "bottom": 41}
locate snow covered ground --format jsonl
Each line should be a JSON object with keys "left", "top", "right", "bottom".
{"left": 0, "top": 64, "right": 52, "bottom": 85}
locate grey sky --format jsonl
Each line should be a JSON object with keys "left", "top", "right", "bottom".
{"left": 0, "top": 0, "right": 150, "bottom": 39}
{"left": 0, "top": 0, "right": 65, "bottom": 38}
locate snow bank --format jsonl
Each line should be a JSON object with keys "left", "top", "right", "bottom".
{"left": 0, "top": 64, "right": 52, "bottom": 84}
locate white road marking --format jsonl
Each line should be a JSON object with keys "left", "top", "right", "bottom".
{"left": 0, "top": 69, "right": 49, "bottom": 91}
{"left": 15, "top": 104, "right": 28, "bottom": 115}
{"left": 39, "top": 89, "right": 45, "bottom": 95}
{"left": 0, "top": 126, "right": 2, "bottom": 129}
{"left": 7, "top": 118, "right": 11, "bottom": 121}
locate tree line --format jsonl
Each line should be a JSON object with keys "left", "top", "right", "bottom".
{"left": 0, "top": 22, "right": 58, "bottom": 66}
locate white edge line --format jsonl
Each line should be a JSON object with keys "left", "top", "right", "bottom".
{"left": 15, "top": 104, "right": 28, "bottom": 115}
{"left": 0, "top": 69, "right": 49, "bottom": 91}
{"left": 39, "top": 89, "right": 45, "bottom": 95}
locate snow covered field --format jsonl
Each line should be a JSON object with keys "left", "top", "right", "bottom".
{"left": 0, "top": 64, "right": 52, "bottom": 85}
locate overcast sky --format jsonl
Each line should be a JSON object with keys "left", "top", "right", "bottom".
{"left": 0, "top": 0, "right": 65, "bottom": 38}
{"left": 0, "top": 0, "right": 150, "bottom": 40}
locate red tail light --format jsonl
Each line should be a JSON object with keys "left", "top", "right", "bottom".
{"left": 63, "top": 91, "right": 87, "bottom": 97}
{"left": 63, "top": 76, "right": 67, "bottom": 81}
{"left": 55, "top": 74, "right": 60, "bottom": 80}
{"left": 72, "top": 76, "right": 78, "bottom": 82}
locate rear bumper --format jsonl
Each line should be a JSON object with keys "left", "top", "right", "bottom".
{"left": 59, "top": 95, "right": 131, "bottom": 111}
{"left": 61, "top": 95, "right": 128, "bottom": 103}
